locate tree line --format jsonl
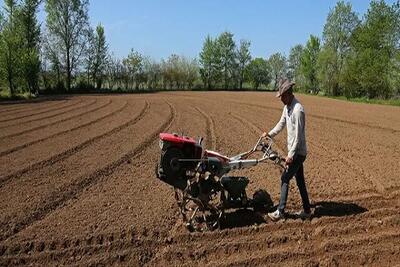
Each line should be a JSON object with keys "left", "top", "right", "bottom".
{"left": 198, "top": 0, "right": 400, "bottom": 99}
{"left": 0, "top": 0, "right": 399, "bottom": 99}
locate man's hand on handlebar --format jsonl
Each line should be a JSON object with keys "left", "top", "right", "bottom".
{"left": 261, "top": 132, "right": 271, "bottom": 139}
{"left": 285, "top": 156, "right": 293, "bottom": 166}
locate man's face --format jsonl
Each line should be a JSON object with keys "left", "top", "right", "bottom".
{"left": 280, "top": 91, "right": 290, "bottom": 105}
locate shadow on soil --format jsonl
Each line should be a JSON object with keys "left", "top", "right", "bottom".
{"left": 220, "top": 209, "right": 267, "bottom": 230}
{"left": 219, "top": 201, "right": 368, "bottom": 230}
{"left": 311, "top": 201, "right": 368, "bottom": 218}
{"left": 219, "top": 189, "right": 274, "bottom": 230}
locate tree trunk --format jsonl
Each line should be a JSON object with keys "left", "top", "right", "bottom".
{"left": 56, "top": 68, "right": 61, "bottom": 88}
{"left": 66, "top": 50, "right": 71, "bottom": 91}
{"left": 96, "top": 78, "right": 102, "bottom": 90}
{"left": 224, "top": 70, "right": 228, "bottom": 89}
{"left": 8, "top": 71, "right": 14, "bottom": 96}
{"left": 7, "top": 49, "right": 15, "bottom": 96}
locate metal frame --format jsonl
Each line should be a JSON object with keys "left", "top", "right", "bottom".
{"left": 177, "top": 136, "right": 285, "bottom": 232}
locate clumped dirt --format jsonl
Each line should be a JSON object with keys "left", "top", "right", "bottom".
{"left": 0, "top": 92, "right": 399, "bottom": 266}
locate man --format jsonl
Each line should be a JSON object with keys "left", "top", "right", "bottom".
{"left": 262, "top": 79, "right": 311, "bottom": 221}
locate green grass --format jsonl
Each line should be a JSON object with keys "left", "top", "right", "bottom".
{"left": 294, "top": 90, "right": 400, "bottom": 107}
{"left": 323, "top": 95, "right": 400, "bottom": 107}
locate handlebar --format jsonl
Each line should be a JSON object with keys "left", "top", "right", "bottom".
{"left": 179, "top": 135, "right": 286, "bottom": 169}
{"left": 228, "top": 135, "right": 285, "bottom": 169}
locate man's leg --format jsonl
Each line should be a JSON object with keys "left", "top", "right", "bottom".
{"left": 295, "top": 158, "right": 311, "bottom": 213}
{"left": 277, "top": 157, "right": 302, "bottom": 213}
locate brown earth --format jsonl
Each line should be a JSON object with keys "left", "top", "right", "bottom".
{"left": 0, "top": 92, "right": 399, "bottom": 267}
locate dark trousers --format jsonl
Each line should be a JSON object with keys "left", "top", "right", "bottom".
{"left": 278, "top": 155, "right": 311, "bottom": 213}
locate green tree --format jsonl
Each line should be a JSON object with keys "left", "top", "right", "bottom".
{"left": 105, "top": 54, "right": 125, "bottom": 90}
{"left": 0, "top": 10, "right": 3, "bottom": 26}
{"left": 319, "top": 1, "right": 359, "bottom": 96}
{"left": 267, "top": 52, "right": 286, "bottom": 89}
{"left": 199, "top": 35, "right": 220, "bottom": 89}
{"left": 19, "top": 0, "right": 41, "bottom": 94}
{"left": 317, "top": 47, "right": 337, "bottom": 95}
{"left": 341, "top": 0, "right": 400, "bottom": 98}
{"left": 45, "top": 0, "right": 90, "bottom": 91}
{"left": 166, "top": 54, "right": 182, "bottom": 89}
{"left": 287, "top": 44, "right": 303, "bottom": 83}
{"left": 244, "top": 58, "right": 271, "bottom": 90}
{"left": 390, "top": 50, "right": 400, "bottom": 95}
{"left": 0, "top": 10, "right": 4, "bottom": 32}
{"left": 123, "top": 49, "right": 143, "bottom": 90}
{"left": 0, "top": 0, "right": 21, "bottom": 96}
{"left": 300, "top": 35, "right": 320, "bottom": 93}
{"left": 84, "top": 27, "right": 95, "bottom": 86}
{"left": 160, "top": 55, "right": 199, "bottom": 90}
{"left": 181, "top": 56, "right": 199, "bottom": 89}
{"left": 237, "top": 39, "right": 251, "bottom": 90}
{"left": 92, "top": 24, "right": 108, "bottom": 89}
{"left": 43, "top": 32, "right": 64, "bottom": 90}
{"left": 0, "top": 11, "right": 4, "bottom": 90}
{"left": 143, "top": 57, "right": 161, "bottom": 90}
{"left": 199, "top": 35, "right": 212, "bottom": 89}
{"left": 217, "top": 31, "right": 236, "bottom": 89}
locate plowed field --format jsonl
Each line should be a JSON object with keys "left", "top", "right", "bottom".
{"left": 0, "top": 92, "right": 399, "bottom": 266}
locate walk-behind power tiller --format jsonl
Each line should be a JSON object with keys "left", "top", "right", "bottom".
{"left": 156, "top": 132, "right": 285, "bottom": 232}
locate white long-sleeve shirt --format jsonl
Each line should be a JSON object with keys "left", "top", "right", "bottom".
{"left": 268, "top": 97, "right": 307, "bottom": 158}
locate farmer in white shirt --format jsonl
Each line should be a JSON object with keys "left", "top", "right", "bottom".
{"left": 262, "top": 79, "right": 311, "bottom": 221}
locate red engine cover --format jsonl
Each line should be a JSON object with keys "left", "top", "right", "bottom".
{"left": 159, "top": 133, "right": 197, "bottom": 146}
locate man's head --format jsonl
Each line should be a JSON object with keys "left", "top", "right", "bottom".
{"left": 276, "top": 79, "right": 295, "bottom": 105}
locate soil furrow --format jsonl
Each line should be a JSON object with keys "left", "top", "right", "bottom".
{"left": 0, "top": 98, "right": 106, "bottom": 139}
{"left": 0, "top": 100, "right": 136, "bottom": 182}
{"left": 4, "top": 203, "right": 394, "bottom": 265}
{"left": 0, "top": 99, "right": 92, "bottom": 128}
{"left": 0, "top": 98, "right": 84, "bottom": 124}
{"left": 157, "top": 194, "right": 398, "bottom": 248}
{"left": 207, "top": 230, "right": 400, "bottom": 267}
{"left": 194, "top": 107, "right": 217, "bottom": 151}
{"left": 0, "top": 233, "right": 161, "bottom": 266}
{"left": 232, "top": 101, "right": 400, "bottom": 133}
{"left": 174, "top": 206, "right": 398, "bottom": 246}
{"left": 147, "top": 101, "right": 211, "bottom": 261}
{"left": 0, "top": 99, "right": 69, "bottom": 115}
{"left": 152, "top": 218, "right": 400, "bottom": 266}
{"left": 0, "top": 99, "right": 119, "bottom": 158}
{"left": 230, "top": 108, "right": 380, "bottom": 196}
{"left": 0, "top": 100, "right": 138, "bottom": 185}
{"left": 0, "top": 101, "right": 174, "bottom": 242}
{"left": 0, "top": 100, "right": 135, "bottom": 185}
{"left": 314, "top": 140, "right": 386, "bottom": 194}
{"left": 229, "top": 112, "right": 286, "bottom": 154}
{"left": 151, "top": 98, "right": 398, "bottom": 265}
{"left": 0, "top": 93, "right": 398, "bottom": 266}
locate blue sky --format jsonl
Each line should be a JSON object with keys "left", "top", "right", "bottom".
{"left": 37, "top": 0, "right": 398, "bottom": 60}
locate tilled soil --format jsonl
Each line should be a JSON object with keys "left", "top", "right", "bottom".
{"left": 0, "top": 92, "right": 399, "bottom": 266}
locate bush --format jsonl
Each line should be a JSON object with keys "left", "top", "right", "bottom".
{"left": 72, "top": 80, "right": 95, "bottom": 93}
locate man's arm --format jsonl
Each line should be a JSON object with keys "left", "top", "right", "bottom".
{"left": 267, "top": 109, "right": 286, "bottom": 138}
{"left": 287, "top": 109, "right": 305, "bottom": 159}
